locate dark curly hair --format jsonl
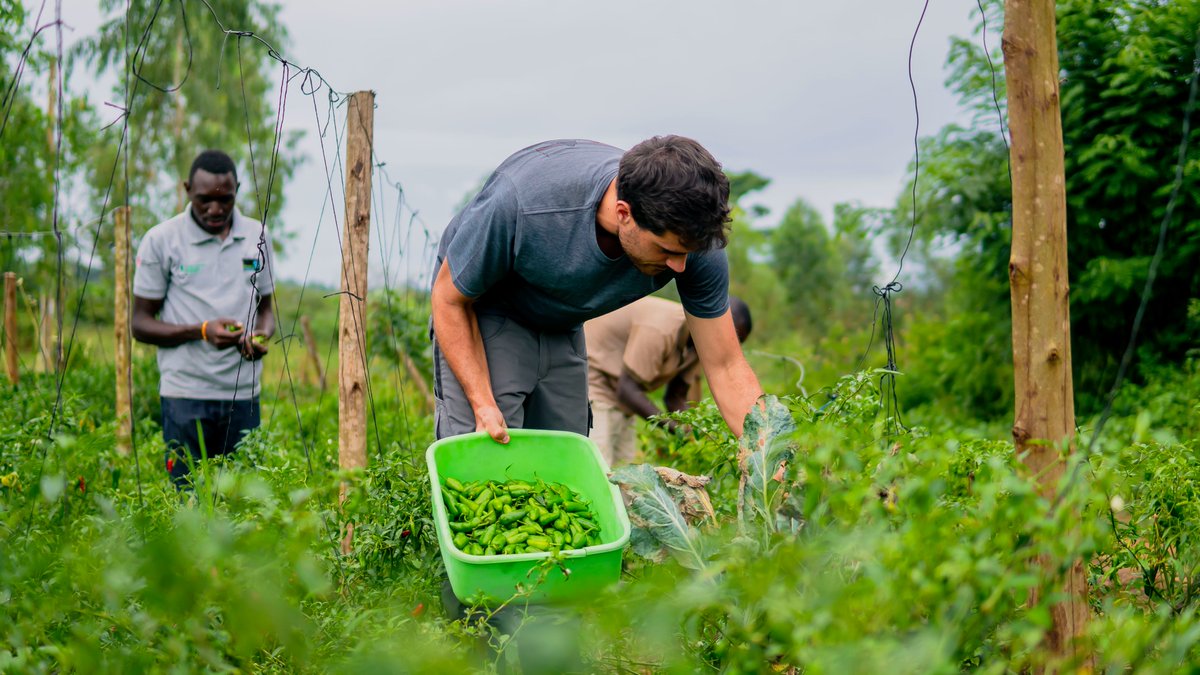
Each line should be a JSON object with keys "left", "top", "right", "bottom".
{"left": 616, "top": 135, "right": 731, "bottom": 250}
{"left": 188, "top": 149, "right": 238, "bottom": 182}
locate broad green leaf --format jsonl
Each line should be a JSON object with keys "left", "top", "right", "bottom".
{"left": 737, "top": 395, "right": 796, "bottom": 532}
{"left": 610, "top": 464, "right": 707, "bottom": 570}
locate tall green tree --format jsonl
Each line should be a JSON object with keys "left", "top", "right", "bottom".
{"left": 718, "top": 171, "right": 789, "bottom": 343}
{"left": 1, "top": 2, "right": 96, "bottom": 293}
{"left": 896, "top": 0, "right": 1200, "bottom": 417}
{"left": 768, "top": 199, "right": 881, "bottom": 339}
{"left": 75, "top": 0, "right": 302, "bottom": 244}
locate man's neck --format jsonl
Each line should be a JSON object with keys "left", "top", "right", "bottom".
{"left": 594, "top": 178, "right": 623, "bottom": 259}
{"left": 190, "top": 207, "right": 233, "bottom": 241}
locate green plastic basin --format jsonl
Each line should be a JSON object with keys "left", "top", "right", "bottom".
{"left": 427, "top": 429, "right": 631, "bottom": 604}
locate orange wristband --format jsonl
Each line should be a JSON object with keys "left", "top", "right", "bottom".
{"left": 201, "top": 320, "right": 209, "bottom": 343}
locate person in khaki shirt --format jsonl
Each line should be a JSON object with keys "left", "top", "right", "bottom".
{"left": 585, "top": 295, "right": 752, "bottom": 466}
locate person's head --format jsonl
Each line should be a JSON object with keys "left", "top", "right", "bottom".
{"left": 615, "top": 135, "right": 731, "bottom": 276}
{"left": 184, "top": 150, "right": 239, "bottom": 232}
{"left": 729, "top": 295, "right": 752, "bottom": 343}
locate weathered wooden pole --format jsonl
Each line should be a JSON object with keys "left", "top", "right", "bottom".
{"left": 114, "top": 206, "right": 133, "bottom": 455}
{"left": 37, "top": 295, "right": 54, "bottom": 373}
{"left": 300, "top": 314, "right": 325, "bottom": 390}
{"left": 1003, "top": 0, "right": 1091, "bottom": 666}
{"left": 338, "top": 90, "right": 374, "bottom": 553}
{"left": 4, "top": 272, "right": 17, "bottom": 385}
{"left": 46, "top": 57, "right": 56, "bottom": 154}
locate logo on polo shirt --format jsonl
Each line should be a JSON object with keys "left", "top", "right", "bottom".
{"left": 242, "top": 257, "right": 262, "bottom": 272}
{"left": 178, "top": 263, "right": 204, "bottom": 275}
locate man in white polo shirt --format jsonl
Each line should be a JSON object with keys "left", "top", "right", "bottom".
{"left": 132, "top": 149, "right": 275, "bottom": 486}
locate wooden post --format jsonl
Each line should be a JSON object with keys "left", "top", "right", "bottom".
{"left": 114, "top": 206, "right": 133, "bottom": 455}
{"left": 300, "top": 314, "right": 325, "bottom": 390}
{"left": 1003, "top": 0, "right": 1091, "bottom": 666}
{"left": 338, "top": 90, "right": 374, "bottom": 554}
{"left": 37, "top": 295, "right": 54, "bottom": 373}
{"left": 4, "top": 273, "right": 17, "bottom": 386}
{"left": 46, "top": 57, "right": 56, "bottom": 154}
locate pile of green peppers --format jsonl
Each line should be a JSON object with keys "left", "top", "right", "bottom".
{"left": 440, "top": 476, "right": 603, "bottom": 556}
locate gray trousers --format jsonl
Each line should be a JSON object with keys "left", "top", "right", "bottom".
{"left": 433, "top": 312, "right": 591, "bottom": 440}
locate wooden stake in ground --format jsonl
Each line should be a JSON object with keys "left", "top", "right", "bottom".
{"left": 3, "top": 272, "right": 16, "bottom": 386}
{"left": 338, "top": 90, "right": 375, "bottom": 554}
{"left": 39, "top": 295, "right": 55, "bottom": 374}
{"left": 46, "top": 57, "right": 56, "bottom": 155}
{"left": 114, "top": 206, "right": 133, "bottom": 456}
{"left": 300, "top": 314, "right": 326, "bottom": 391}
{"left": 1003, "top": 0, "right": 1091, "bottom": 666}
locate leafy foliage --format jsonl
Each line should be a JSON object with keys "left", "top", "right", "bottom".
{"left": 0, "top": 4, "right": 97, "bottom": 292}
{"left": 73, "top": 0, "right": 302, "bottom": 245}
{"left": 610, "top": 463, "right": 709, "bottom": 570}
{"left": 735, "top": 394, "right": 795, "bottom": 536}
{"left": 899, "top": 0, "right": 1200, "bottom": 419}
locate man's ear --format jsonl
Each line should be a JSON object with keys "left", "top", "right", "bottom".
{"left": 182, "top": 181, "right": 191, "bottom": 194}
{"left": 615, "top": 199, "right": 631, "bottom": 222}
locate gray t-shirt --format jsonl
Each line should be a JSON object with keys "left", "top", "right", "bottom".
{"left": 132, "top": 209, "right": 275, "bottom": 400}
{"left": 438, "top": 139, "right": 729, "bottom": 332}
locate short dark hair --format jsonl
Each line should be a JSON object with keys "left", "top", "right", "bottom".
{"left": 729, "top": 295, "right": 752, "bottom": 340}
{"left": 617, "top": 135, "right": 731, "bottom": 250}
{"left": 189, "top": 149, "right": 238, "bottom": 182}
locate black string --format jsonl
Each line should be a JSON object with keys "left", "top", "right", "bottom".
{"left": 122, "top": 0, "right": 143, "bottom": 511}
{"left": 29, "top": 0, "right": 161, "bottom": 537}
{"left": 127, "top": 0, "right": 192, "bottom": 94}
{"left": 0, "top": 0, "right": 54, "bottom": 139}
{"left": 841, "top": 0, "right": 929, "bottom": 430}
{"left": 872, "top": 282, "right": 906, "bottom": 436}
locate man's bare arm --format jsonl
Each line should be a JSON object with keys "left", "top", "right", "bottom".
{"left": 686, "top": 309, "right": 763, "bottom": 438}
{"left": 430, "top": 259, "right": 509, "bottom": 443}
{"left": 131, "top": 296, "right": 243, "bottom": 349}
{"left": 615, "top": 371, "right": 664, "bottom": 419}
{"left": 663, "top": 374, "right": 693, "bottom": 413}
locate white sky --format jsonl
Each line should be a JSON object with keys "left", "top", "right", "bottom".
{"left": 63, "top": 0, "right": 980, "bottom": 288}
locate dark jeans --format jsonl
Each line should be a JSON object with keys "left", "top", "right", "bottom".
{"left": 161, "top": 397, "right": 260, "bottom": 486}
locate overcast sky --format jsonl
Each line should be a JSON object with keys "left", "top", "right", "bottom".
{"left": 66, "top": 0, "right": 982, "bottom": 288}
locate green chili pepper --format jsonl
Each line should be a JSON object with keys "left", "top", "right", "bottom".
{"left": 498, "top": 509, "right": 526, "bottom": 525}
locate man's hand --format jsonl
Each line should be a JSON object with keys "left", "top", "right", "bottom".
{"left": 206, "top": 318, "right": 245, "bottom": 349}
{"left": 239, "top": 331, "right": 270, "bottom": 361}
{"left": 475, "top": 405, "right": 510, "bottom": 444}
{"left": 433, "top": 260, "right": 509, "bottom": 442}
